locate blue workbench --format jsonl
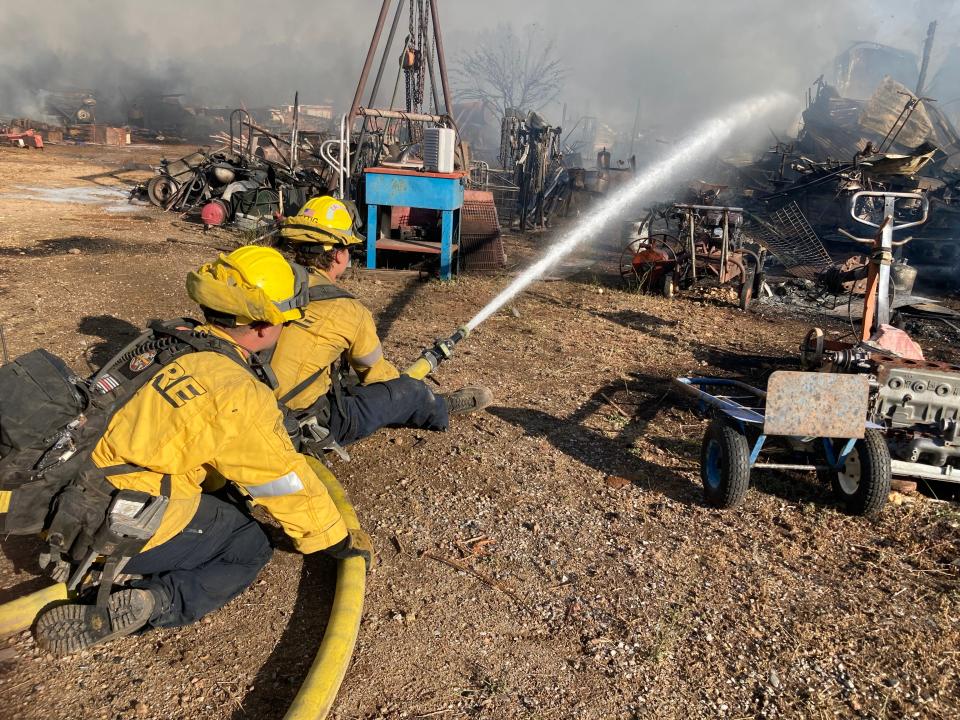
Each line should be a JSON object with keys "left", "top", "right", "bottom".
{"left": 364, "top": 167, "right": 466, "bottom": 280}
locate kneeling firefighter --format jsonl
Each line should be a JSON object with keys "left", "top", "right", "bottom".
{"left": 0, "top": 246, "right": 371, "bottom": 656}
{"left": 270, "top": 196, "right": 492, "bottom": 455}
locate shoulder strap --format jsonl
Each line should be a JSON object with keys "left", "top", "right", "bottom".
{"left": 308, "top": 283, "right": 356, "bottom": 302}
{"left": 279, "top": 365, "right": 329, "bottom": 405}
{"left": 149, "top": 321, "right": 249, "bottom": 370}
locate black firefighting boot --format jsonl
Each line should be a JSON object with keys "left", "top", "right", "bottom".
{"left": 35, "top": 588, "right": 156, "bottom": 657}
{"left": 440, "top": 386, "right": 494, "bottom": 415}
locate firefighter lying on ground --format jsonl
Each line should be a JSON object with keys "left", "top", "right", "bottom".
{"left": 269, "top": 196, "right": 492, "bottom": 455}
{"left": 32, "top": 247, "right": 371, "bottom": 656}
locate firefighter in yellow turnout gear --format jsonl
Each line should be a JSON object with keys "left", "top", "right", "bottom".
{"left": 35, "top": 247, "right": 370, "bottom": 656}
{"left": 272, "top": 197, "right": 492, "bottom": 450}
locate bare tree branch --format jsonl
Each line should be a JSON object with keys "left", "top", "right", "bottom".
{"left": 452, "top": 23, "right": 568, "bottom": 120}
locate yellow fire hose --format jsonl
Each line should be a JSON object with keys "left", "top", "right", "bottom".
{"left": 0, "top": 581, "right": 71, "bottom": 637}
{"left": 0, "top": 458, "right": 365, "bottom": 720}
{"left": 284, "top": 456, "right": 366, "bottom": 720}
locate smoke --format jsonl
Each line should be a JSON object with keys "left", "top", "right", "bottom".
{"left": 445, "top": 0, "right": 954, "bottom": 139}
{"left": 0, "top": 2, "right": 372, "bottom": 119}
{"left": 0, "top": 0, "right": 953, "bottom": 137}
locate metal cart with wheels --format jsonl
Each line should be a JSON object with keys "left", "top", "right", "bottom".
{"left": 674, "top": 372, "right": 892, "bottom": 516}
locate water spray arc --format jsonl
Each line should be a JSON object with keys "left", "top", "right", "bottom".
{"left": 403, "top": 93, "right": 792, "bottom": 374}
{"left": 465, "top": 92, "right": 792, "bottom": 332}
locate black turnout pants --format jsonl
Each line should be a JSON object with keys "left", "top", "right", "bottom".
{"left": 125, "top": 494, "right": 272, "bottom": 628}
{"left": 328, "top": 375, "right": 449, "bottom": 446}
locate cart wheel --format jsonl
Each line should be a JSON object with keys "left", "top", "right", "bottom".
{"left": 146, "top": 175, "right": 179, "bottom": 207}
{"left": 826, "top": 430, "right": 891, "bottom": 516}
{"left": 701, "top": 419, "right": 751, "bottom": 508}
{"left": 661, "top": 271, "right": 674, "bottom": 299}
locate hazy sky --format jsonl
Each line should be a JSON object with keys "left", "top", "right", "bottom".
{"left": 1, "top": 0, "right": 957, "bottom": 135}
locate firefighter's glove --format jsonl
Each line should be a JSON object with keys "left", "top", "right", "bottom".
{"left": 325, "top": 528, "right": 375, "bottom": 572}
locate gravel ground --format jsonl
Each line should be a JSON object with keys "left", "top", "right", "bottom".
{"left": 0, "top": 145, "right": 958, "bottom": 720}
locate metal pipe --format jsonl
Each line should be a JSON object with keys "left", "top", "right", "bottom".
{"left": 357, "top": 107, "right": 448, "bottom": 123}
{"left": 368, "top": 0, "right": 404, "bottom": 109}
{"left": 752, "top": 463, "right": 827, "bottom": 471}
{"left": 351, "top": 0, "right": 404, "bottom": 178}
{"left": 916, "top": 21, "right": 937, "bottom": 96}
{"left": 688, "top": 209, "right": 697, "bottom": 282}
{"left": 428, "top": 0, "right": 454, "bottom": 116}
{"left": 891, "top": 458, "right": 960, "bottom": 484}
{"left": 875, "top": 196, "right": 895, "bottom": 328}
{"left": 720, "top": 208, "right": 729, "bottom": 283}
{"left": 348, "top": 0, "right": 393, "bottom": 123}
{"left": 338, "top": 115, "right": 345, "bottom": 199}
{"left": 290, "top": 91, "right": 300, "bottom": 171}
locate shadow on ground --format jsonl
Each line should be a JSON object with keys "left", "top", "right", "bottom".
{"left": 370, "top": 274, "right": 428, "bottom": 342}
{"left": 0, "top": 236, "right": 128, "bottom": 257}
{"left": 232, "top": 531, "right": 336, "bottom": 720}
{"left": 0, "top": 535, "right": 51, "bottom": 604}
{"left": 77, "top": 315, "right": 145, "bottom": 369}
{"left": 491, "top": 371, "right": 703, "bottom": 505}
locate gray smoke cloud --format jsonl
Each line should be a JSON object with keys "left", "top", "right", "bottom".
{"left": 0, "top": 0, "right": 954, "bottom": 138}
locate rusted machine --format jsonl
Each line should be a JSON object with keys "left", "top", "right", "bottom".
{"left": 620, "top": 203, "right": 764, "bottom": 310}
{"left": 801, "top": 192, "right": 960, "bottom": 491}
{"left": 679, "top": 190, "right": 960, "bottom": 514}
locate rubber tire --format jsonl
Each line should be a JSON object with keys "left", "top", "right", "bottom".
{"left": 827, "top": 429, "right": 891, "bottom": 516}
{"left": 661, "top": 271, "right": 674, "bottom": 299}
{"left": 700, "top": 419, "right": 751, "bottom": 508}
{"left": 146, "top": 175, "right": 179, "bottom": 207}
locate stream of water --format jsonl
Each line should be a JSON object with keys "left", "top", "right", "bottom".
{"left": 464, "top": 92, "right": 793, "bottom": 332}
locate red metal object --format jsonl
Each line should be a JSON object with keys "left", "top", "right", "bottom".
{"left": 200, "top": 199, "right": 229, "bottom": 227}
{"left": 364, "top": 166, "right": 466, "bottom": 179}
{"left": 1, "top": 128, "right": 43, "bottom": 148}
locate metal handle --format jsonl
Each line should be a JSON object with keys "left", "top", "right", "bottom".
{"left": 837, "top": 228, "right": 875, "bottom": 244}
{"left": 849, "top": 191, "right": 929, "bottom": 230}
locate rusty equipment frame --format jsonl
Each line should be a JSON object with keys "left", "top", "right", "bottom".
{"left": 345, "top": 0, "right": 460, "bottom": 192}
{"left": 622, "top": 203, "right": 763, "bottom": 309}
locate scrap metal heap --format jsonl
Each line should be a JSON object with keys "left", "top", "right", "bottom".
{"left": 134, "top": 102, "right": 341, "bottom": 231}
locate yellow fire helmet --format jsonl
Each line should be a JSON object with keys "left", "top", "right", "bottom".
{"left": 186, "top": 246, "right": 309, "bottom": 326}
{"left": 280, "top": 196, "right": 363, "bottom": 252}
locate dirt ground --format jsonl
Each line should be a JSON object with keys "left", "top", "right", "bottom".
{"left": 1, "top": 144, "right": 959, "bottom": 720}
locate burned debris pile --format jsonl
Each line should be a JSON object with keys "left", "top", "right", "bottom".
{"left": 133, "top": 107, "right": 342, "bottom": 232}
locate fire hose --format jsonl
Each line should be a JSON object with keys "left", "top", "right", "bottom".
{"left": 0, "top": 461, "right": 366, "bottom": 720}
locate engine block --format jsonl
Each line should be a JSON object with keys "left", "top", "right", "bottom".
{"left": 875, "top": 360, "right": 960, "bottom": 427}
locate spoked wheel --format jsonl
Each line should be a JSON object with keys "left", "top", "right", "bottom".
{"left": 822, "top": 430, "right": 891, "bottom": 516}
{"left": 701, "top": 419, "right": 751, "bottom": 508}
{"left": 619, "top": 233, "right": 682, "bottom": 293}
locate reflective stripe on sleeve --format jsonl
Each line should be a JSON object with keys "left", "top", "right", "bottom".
{"left": 246, "top": 471, "right": 305, "bottom": 498}
{"left": 353, "top": 345, "right": 384, "bottom": 368}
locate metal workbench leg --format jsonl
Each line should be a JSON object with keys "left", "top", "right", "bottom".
{"left": 440, "top": 209, "right": 453, "bottom": 280}
{"left": 366, "top": 203, "right": 378, "bottom": 270}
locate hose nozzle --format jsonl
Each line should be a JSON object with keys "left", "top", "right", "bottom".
{"left": 403, "top": 325, "right": 470, "bottom": 380}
